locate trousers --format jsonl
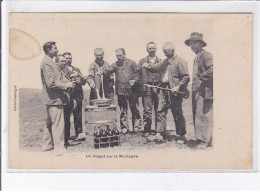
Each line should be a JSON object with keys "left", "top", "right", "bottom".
{"left": 157, "top": 90, "right": 186, "bottom": 136}
{"left": 42, "top": 105, "right": 65, "bottom": 150}
{"left": 64, "top": 99, "right": 83, "bottom": 143}
{"left": 141, "top": 89, "right": 159, "bottom": 133}
{"left": 192, "top": 91, "right": 213, "bottom": 143}
{"left": 118, "top": 93, "right": 141, "bottom": 132}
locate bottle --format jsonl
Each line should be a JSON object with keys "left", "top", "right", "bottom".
{"left": 107, "top": 128, "right": 113, "bottom": 147}
{"left": 112, "top": 127, "right": 119, "bottom": 146}
{"left": 94, "top": 128, "right": 101, "bottom": 149}
{"left": 101, "top": 129, "right": 107, "bottom": 137}
{"left": 94, "top": 129, "right": 98, "bottom": 138}
{"left": 100, "top": 128, "right": 108, "bottom": 148}
{"left": 113, "top": 127, "right": 119, "bottom": 135}
{"left": 107, "top": 128, "right": 113, "bottom": 136}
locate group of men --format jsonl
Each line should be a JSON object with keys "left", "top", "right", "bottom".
{"left": 40, "top": 32, "right": 213, "bottom": 155}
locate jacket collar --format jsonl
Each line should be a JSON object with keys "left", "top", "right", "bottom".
{"left": 95, "top": 59, "right": 104, "bottom": 67}
{"left": 94, "top": 60, "right": 108, "bottom": 69}
{"left": 116, "top": 58, "right": 129, "bottom": 69}
{"left": 167, "top": 54, "right": 177, "bottom": 65}
{"left": 65, "top": 65, "right": 74, "bottom": 72}
{"left": 58, "top": 66, "right": 71, "bottom": 80}
{"left": 55, "top": 64, "right": 62, "bottom": 72}
{"left": 45, "top": 55, "right": 55, "bottom": 65}
{"left": 146, "top": 56, "right": 159, "bottom": 64}
{"left": 194, "top": 49, "right": 205, "bottom": 62}
{"left": 63, "top": 66, "right": 72, "bottom": 74}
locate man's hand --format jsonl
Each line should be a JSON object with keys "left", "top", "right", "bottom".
{"left": 129, "top": 80, "right": 136, "bottom": 86}
{"left": 75, "top": 77, "right": 82, "bottom": 84}
{"left": 66, "top": 82, "right": 76, "bottom": 89}
{"left": 108, "top": 81, "right": 114, "bottom": 88}
{"left": 89, "top": 82, "right": 96, "bottom": 88}
{"left": 81, "top": 76, "right": 88, "bottom": 83}
{"left": 171, "top": 86, "right": 180, "bottom": 95}
{"left": 70, "top": 71, "right": 80, "bottom": 78}
{"left": 162, "top": 75, "right": 169, "bottom": 83}
{"left": 73, "top": 99, "right": 77, "bottom": 110}
{"left": 97, "top": 70, "right": 104, "bottom": 76}
{"left": 142, "top": 62, "right": 150, "bottom": 68}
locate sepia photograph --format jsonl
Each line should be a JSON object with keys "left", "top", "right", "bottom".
{"left": 7, "top": 13, "right": 252, "bottom": 170}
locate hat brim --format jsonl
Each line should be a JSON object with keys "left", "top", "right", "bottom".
{"left": 185, "top": 39, "right": 207, "bottom": 47}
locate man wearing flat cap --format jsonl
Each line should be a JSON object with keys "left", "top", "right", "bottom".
{"left": 185, "top": 32, "right": 213, "bottom": 149}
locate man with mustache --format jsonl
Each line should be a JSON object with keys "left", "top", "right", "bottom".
{"left": 102, "top": 48, "right": 141, "bottom": 133}
{"left": 88, "top": 48, "right": 114, "bottom": 102}
{"left": 62, "top": 52, "right": 89, "bottom": 142}
{"left": 137, "top": 42, "right": 162, "bottom": 137}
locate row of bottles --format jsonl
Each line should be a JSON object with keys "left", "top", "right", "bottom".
{"left": 94, "top": 125, "right": 119, "bottom": 138}
{"left": 94, "top": 125, "right": 120, "bottom": 148}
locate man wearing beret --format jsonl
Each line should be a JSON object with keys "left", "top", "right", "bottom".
{"left": 185, "top": 32, "right": 213, "bottom": 149}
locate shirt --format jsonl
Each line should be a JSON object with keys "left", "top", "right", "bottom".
{"left": 149, "top": 54, "right": 190, "bottom": 91}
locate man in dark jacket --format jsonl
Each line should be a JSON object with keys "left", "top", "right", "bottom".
{"left": 62, "top": 52, "right": 90, "bottom": 141}
{"left": 185, "top": 32, "right": 213, "bottom": 148}
{"left": 41, "top": 42, "right": 75, "bottom": 155}
{"left": 103, "top": 48, "right": 141, "bottom": 133}
{"left": 137, "top": 42, "right": 162, "bottom": 137}
{"left": 143, "top": 42, "right": 190, "bottom": 143}
{"left": 88, "top": 48, "right": 114, "bottom": 102}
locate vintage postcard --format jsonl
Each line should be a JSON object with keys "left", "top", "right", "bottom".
{"left": 8, "top": 13, "right": 252, "bottom": 170}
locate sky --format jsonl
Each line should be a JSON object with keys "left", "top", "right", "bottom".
{"left": 9, "top": 13, "right": 213, "bottom": 89}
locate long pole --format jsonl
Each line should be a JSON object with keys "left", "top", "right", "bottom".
{"left": 101, "top": 74, "right": 106, "bottom": 99}
{"left": 143, "top": 84, "right": 185, "bottom": 94}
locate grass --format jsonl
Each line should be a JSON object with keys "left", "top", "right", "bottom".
{"left": 19, "top": 87, "right": 198, "bottom": 152}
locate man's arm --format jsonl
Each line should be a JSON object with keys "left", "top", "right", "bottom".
{"left": 103, "top": 63, "right": 116, "bottom": 74}
{"left": 84, "top": 63, "right": 96, "bottom": 87}
{"left": 42, "top": 63, "right": 68, "bottom": 91}
{"left": 86, "top": 63, "right": 95, "bottom": 80}
{"left": 200, "top": 53, "right": 213, "bottom": 82}
{"left": 131, "top": 60, "right": 140, "bottom": 81}
{"left": 135, "top": 59, "right": 143, "bottom": 83}
{"left": 105, "top": 62, "right": 115, "bottom": 87}
{"left": 144, "top": 59, "right": 164, "bottom": 73}
{"left": 76, "top": 68, "right": 88, "bottom": 86}
{"left": 176, "top": 59, "right": 190, "bottom": 89}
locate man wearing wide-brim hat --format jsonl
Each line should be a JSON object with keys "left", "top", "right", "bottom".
{"left": 185, "top": 32, "right": 213, "bottom": 149}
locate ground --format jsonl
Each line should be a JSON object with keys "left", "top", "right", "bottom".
{"left": 19, "top": 88, "right": 201, "bottom": 152}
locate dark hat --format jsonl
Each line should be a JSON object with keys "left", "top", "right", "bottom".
{"left": 185, "top": 32, "right": 207, "bottom": 47}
